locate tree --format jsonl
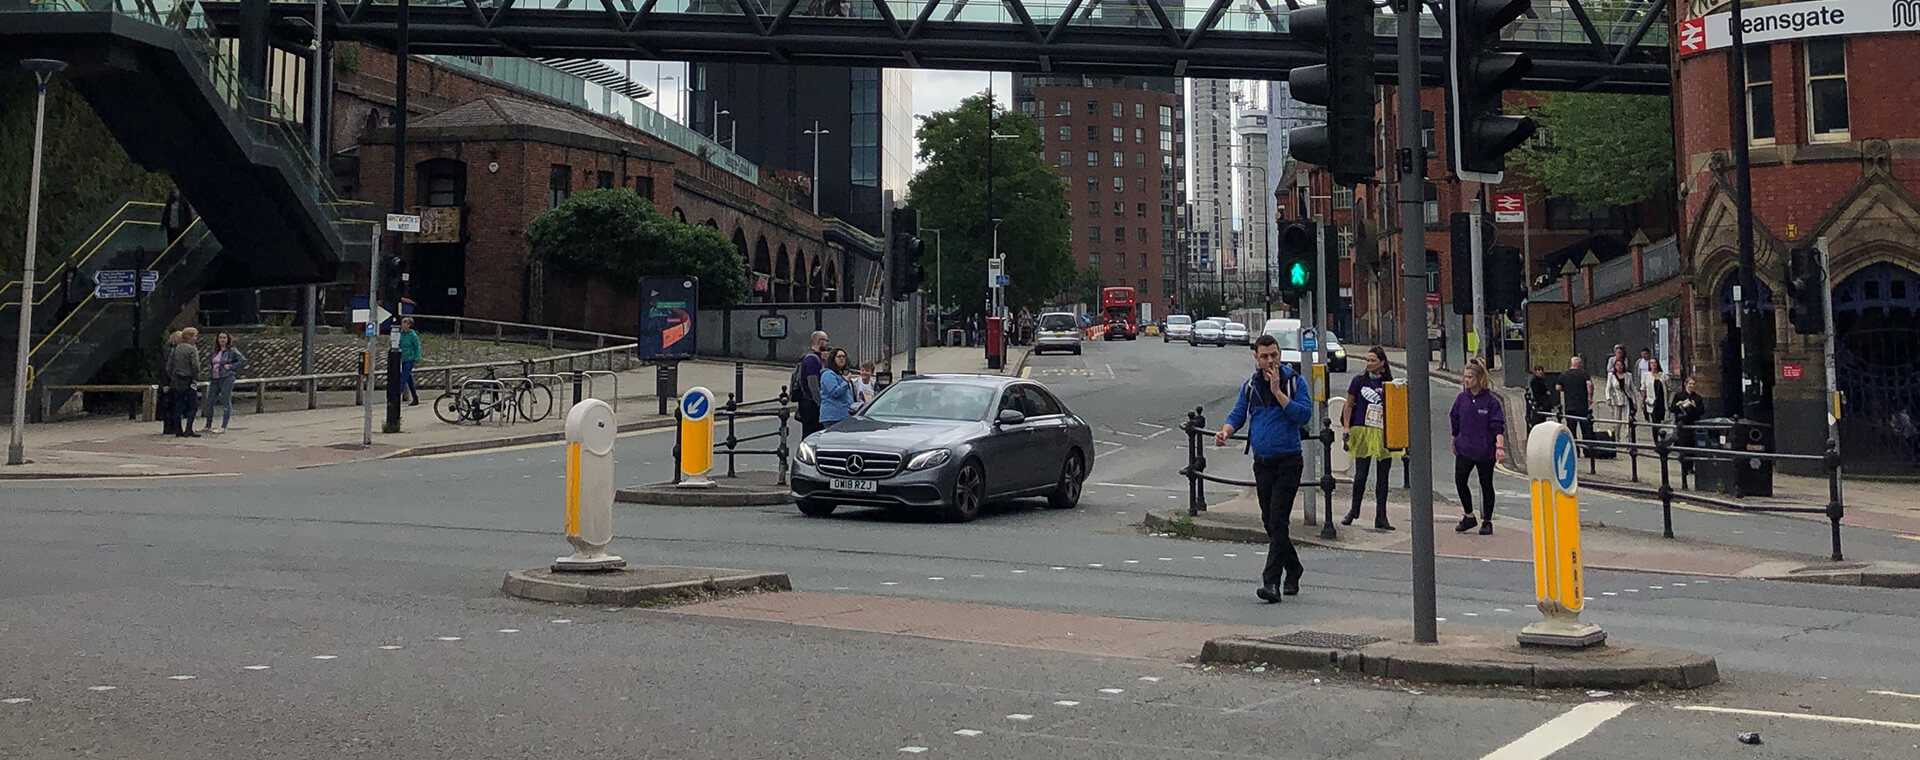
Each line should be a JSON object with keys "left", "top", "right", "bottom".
{"left": 1511, "top": 93, "right": 1673, "bottom": 210}
{"left": 908, "top": 94, "right": 1073, "bottom": 318}
{"left": 527, "top": 189, "right": 746, "bottom": 307}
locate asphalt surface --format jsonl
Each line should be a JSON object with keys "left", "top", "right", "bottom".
{"left": 4, "top": 336, "right": 1919, "bottom": 758}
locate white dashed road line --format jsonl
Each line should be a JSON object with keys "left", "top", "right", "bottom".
{"left": 1005, "top": 713, "right": 1034, "bottom": 721}
{"left": 1869, "top": 689, "right": 1920, "bottom": 700}
{"left": 953, "top": 729, "right": 983, "bottom": 737}
{"left": 1674, "top": 705, "right": 1920, "bottom": 731}
{"left": 1479, "top": 701, "right": 1635, "bottom": 760}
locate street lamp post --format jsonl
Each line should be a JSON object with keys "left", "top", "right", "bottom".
{"left": 657, "top": 69, "right": 676, "bottom": 119}
{"left": 711, "top": 103, "right": 728, "bottom": 141}
{"left": 991, "top": 218, "right": 1005, "bottom": 319}
{"left": 9, "top": 58, "right": 67, "bottom": 466}
{"left": 803, "top": 120, "right": 829, "bottom": 216}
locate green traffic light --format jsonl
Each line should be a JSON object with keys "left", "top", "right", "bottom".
{"left": 1288, "top": 261, "right": 1310, "bottom": 287}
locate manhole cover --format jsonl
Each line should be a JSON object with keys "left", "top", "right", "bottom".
{"left": 1260, "top": 631, "right": 1386, "bottom": 650}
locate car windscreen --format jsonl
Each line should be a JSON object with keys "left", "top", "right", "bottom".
{"left": 1167, "top": 316, "right": 1192, "bottom": 325}
{"left": 864, "top": 382, "right": 997, "bottom": 421}
{"left": 1225, "top": 322, "right": 1246, "bottom": 331}
{"left": 1039, "top": 314, "right": 1077, "bottom": 331}
{"left": 1194, "top": 320, "right": 1220, "bottom": 330}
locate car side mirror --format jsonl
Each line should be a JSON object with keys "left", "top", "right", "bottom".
{"left": 996, "top": 409, "right": 1026, "bottom": 426}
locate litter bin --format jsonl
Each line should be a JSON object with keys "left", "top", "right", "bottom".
{"left": 1689, "top": 417, "right": 1738, "bottom": 494}
{"left": 1731, "top": 417, "right": 1775, "bottom": 498}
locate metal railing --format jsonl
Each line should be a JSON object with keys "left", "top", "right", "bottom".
{"left": 672, "top": 363, "right": 792, "bottom": 485}
{"left": 406, "top": 314, "right": 638, "bottom": 352}
{"left": 1177, "top": 406, "right": 1343, "bottom": 539}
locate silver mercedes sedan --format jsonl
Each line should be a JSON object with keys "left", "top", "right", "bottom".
{"left": 790, "top": 375, "right": 1095, "bottom": 522}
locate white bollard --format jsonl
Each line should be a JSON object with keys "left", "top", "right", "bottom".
{"left": 1326, "top": 396, "right": 1353, "bottom": 475}
{"left": 554, "top": 398, "right": 625, "bottom": 572}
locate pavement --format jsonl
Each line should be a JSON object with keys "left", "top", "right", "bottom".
{"left": 9, "top": 333, "right": 1920, "bottom": 757}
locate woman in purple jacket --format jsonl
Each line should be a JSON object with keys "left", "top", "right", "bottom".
{"left": 1450, "top": 358, "right": 1507, "bottom": 535}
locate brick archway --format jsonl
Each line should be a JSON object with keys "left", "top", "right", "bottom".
{"left": 773, "top": 242, "right": 791, "bottom": 302}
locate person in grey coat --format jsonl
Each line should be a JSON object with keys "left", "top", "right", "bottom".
{"left": 169, "top": 327, "right": 202, "bottom": 438}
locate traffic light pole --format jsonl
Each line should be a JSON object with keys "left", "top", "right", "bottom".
{"left": 1818, "top": 235, "right": 1841, "bottom": 496}
{"left": 1470, "top": 196, "right": 1487, "bottom": 368}
{"left": 1396, "top": 0, "right": 1439, "bottom": 644}
{"left": 1728, "top": 0, "right": 1769, "bottom": 426}
{"left": 363, "top": 227, "right": 380, "bottom": 448}
{"left": 383, "top": 0, "right": 409, "bottom": 435}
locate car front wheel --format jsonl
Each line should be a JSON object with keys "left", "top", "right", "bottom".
{"left": 1047, "top": 452, "right": 1085, "bottom": 509}
{"left": 944, "top": 460, "right": 985, "bottom": 522}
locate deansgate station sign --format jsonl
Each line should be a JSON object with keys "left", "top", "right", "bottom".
{"left": 1679, "top": 0, "right": 1920, "bottom": 56}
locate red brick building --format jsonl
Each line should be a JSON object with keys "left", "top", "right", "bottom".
{"left": 1672, "top": 1, "right": 1920, "bottom": 473}
{"left": 333, "top": 48, "right": 850, "bottom": 336}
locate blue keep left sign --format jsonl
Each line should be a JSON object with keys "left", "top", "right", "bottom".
{"left": 1551, "top": 427, "right": 1579, "bottom": 495}
{"left": 681, "top": 388, "right": 713, "bottom": 421}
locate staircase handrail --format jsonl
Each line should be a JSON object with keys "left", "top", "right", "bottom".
{"left": 27, "top": 219, "right": 215, "bottom": 373}
{"left": 0, "top": 200, "right": 166, "bottom": 309}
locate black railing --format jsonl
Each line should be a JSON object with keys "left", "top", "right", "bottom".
{"left": 670, "top": 362, "right": 791, "bottom": 485}
{"left": 1178, "top": 405, "right": 1340, "bottom": 538}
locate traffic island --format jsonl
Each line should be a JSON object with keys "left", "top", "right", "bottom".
{"left": 503, "top": 565, "right": 793, "bottom": 606}
{"left": 1745, "top": 559, "right": 1920, "bottom": 588}
{"left": 1199, "top": 627, "right": 1719, "bottom": 690}
{"left": 616, "top": 471, "right": 792, "bottom": 507}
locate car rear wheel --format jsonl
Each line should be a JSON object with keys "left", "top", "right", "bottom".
{"left": 797, "top": 499, "right": 837, "bottom": 517}
{"left": 944, "top": 460, "right": 984, "bottom": 522}
{"left": 1047, "top": 452, "right": 1085, "bottom": 509}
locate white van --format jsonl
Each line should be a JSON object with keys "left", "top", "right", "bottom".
{"left": 1260, "top": 318, "right": 1304, "bottom": 366}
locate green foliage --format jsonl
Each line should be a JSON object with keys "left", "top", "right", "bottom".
{"left": 908, "top": 94, "right": 1074, "bottom": 317}
{"left": 1070, "top": 267, "right": 1103, "bottom": 315}
{"left": 0, "top": 74, "right": 174, "bottom": 277}
{"left": 527, "top": 189, "right": 746, "bottom": 307}
{"left": 1511, "top": 93, "right": 1674, "bottom": 210}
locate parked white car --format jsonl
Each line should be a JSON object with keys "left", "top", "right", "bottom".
{"left": 1222, "top": 321, "right": 1250, "bottom": 345}
{"left": 1163, "top": 314, "right": 1193, "bottom": 343}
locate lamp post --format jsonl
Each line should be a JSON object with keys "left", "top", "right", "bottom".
{"left": 803, "top": 120, "right": 829, "bottom": 216}
{"left": 657, "top": 69, "right": 676, "bottom": 119}
{"left": 991, "top": 218, "right": 1005, "bottom": 319}
{"left": 711, "top": 103, "right": 728, "bottom": 140}
{"left": 9, "top": 58, "right": 67, "bottom": 466}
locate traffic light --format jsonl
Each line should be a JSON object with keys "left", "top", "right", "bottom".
{"left": 1484, "top": 245, "right": 1524, "bottom": 312}
{"left": 1448, "top": 0, "right": 1537, "bottom": 183}
{"left": 1286, "top": 0, "right": 1375, "bottom": 187}
{"left": 1277, "top": 221, "right": 1318, "bottom": 301}
{"left": 1449, "top": 212, "right": 1495, "bottom": 314}
{"left": 1787, "top": 247, "right": 1826, "bottom": 334}
{"left": 381, "top": 254, "right": 405, "bottom": 302}
{"left": 889, "top": 207, "right": 922, "bottom": 301}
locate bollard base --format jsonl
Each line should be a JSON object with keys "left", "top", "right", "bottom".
{"left": 1518, "top": 619, "right": 1608, "bottom": 649}
{"left": 676, "top": 476, "right": 717, "bottom": 489}
{"left": 552, "top": 555, "right": 627, "bottom": 573}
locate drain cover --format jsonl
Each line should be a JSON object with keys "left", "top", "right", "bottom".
{"left": 1260, "top": 631, "right": 1386, "bottom": 650}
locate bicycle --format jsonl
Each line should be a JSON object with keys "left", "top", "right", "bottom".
{"left": 432, "top": 366, "right": 554, "bottom": 425}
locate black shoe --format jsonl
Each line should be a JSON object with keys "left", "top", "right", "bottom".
{"left": 1255, "top": 585, "right": 1282, "bottom": 604}
{"left": 1455, "top": 515, "right": 1478, "bottom": 532}
{"left": 181, "top": 431, "right": 200, "bottom": 438}
{"left": 409, "top": 399, "right": 421, "bottom": 406}
{"left": 1282, "top": 576, "right": 1301, "bottom": 596}
{"left": 1375, "top": 519, "right": 1397, "bottom": 531}
{"left": 1479, "top": 521, "right": 1494, "bottom": 535}
{"left": 1340, "top": 509, "right": 1358, "bottom": 526}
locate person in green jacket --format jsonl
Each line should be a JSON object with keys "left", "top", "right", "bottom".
{"left": 399, "top": 317, "right": 422, "bottom": 405}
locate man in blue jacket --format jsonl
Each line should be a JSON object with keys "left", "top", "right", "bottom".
{"left": 1216, "top": 334, "right": 1314, "bottom": 603}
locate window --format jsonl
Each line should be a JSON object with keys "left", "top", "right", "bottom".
{"left": 1090, "top": 253, "right": 1102, "bottom": 269}
{"left": 1138, "top": 278, "right": 1148, "bottom": 295}
{"left": 1087, "top": 125, "right": 1098, "bottom": 141}
{"left": 1420, "top": 110, "right": 1435, "bottom": 153}
{"left": 548, "top": 165, "right": 572, "bottom": 208}
{"left": 1159, "top": 105, "right": 1173, "bottom": 128}
{"left": 1112, "top": 102, "right": 1123, "bottom": 118}
{"left": 631, "top": 175, "right": 654, "bottom": 199}
{"left": 1423, "top": 182, "right": 1439, "bottom": 226}
{"left": 1333, "top": 186, "right": 1353, "bottom": 210}
{"left": 420, "top": 159, "right": 463, "bottom": 206}
{"left": 1021, "top": 385, "right": 1063, "bottom": 417}
{"left": 1113, "top": 226, "right": 1125, "bottom": 244}
{"left": 1021, "top": 100, "right": 1034, "bottom": 114}
{"left": 1134, "top": 127, "right": 1144, "bottom": 144}
{"left": 1113, "top": 177, "right": 1124, "bottom": 192}
{"left": 1746, "top": 44, "right": 1775, "bottom": 142}
{"left": 1134, "top": 152, "right": 1144, "bottom": 167}
{"left": 1111, "top": 152, "right": 1122, "bottom": 167}
{"left": 1088, "top": 226, "right": 1102, "bottom": 242}
{"left": 1085, "top": 99, "right": 1097, "bottom": 115}
{"left": 1159, "top": 130, "right": 1173, "bottom": 152}
{"left": 1113, "top": 201, "right": 1124, "bottom": 216}
{"left": 1087, "top": 176, "right": 1097, "bottom": 193}
{"left": 1135, "top": 103, "right": 1145, "bottom": 119}
{"left": 1137, "top": 228, "right": 1147, "bottom": 243}
{"left": 1136, "top": 202, "right": 1147, "bottom": 217}
{"left": 1058, "top": 126, "right": 1069, "bottom": 142}
{"left": 596, "top": 170, "right": 615, "bottom": 189}
{"left": 1055, "top": 101, "right": 1070, "bottom": 116}
{"left": 1163, "top": 277, "right": 1176, "bottom": 296}
{"left": 1135, "top": 178, "right": 1146, "bottom": 192}
{"left": 1088, "top": 200, "right": 1101, "bottom": 217}
{"left": 1115, "top": 253, "right": 1126, "bottom": 271}
{"left": 1086, "top": 151, "right": 1098, "bottom": 167}
{"left": 1112, "top": 127, "right": 1123, "bottom": 143}
{"left": 1058, "top": 151, "right": 1070, "bottom": 167}
{"left": 1806, "top": 39, "right": 1849, "bottom": 139}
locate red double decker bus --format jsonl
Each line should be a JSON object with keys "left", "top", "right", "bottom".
{"left": 1100, "top": 286, "right": 1138, "bottom": 340}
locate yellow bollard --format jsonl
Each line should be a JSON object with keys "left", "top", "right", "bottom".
{"left": 554, "top": 398, "right": 624, "bottom": 571}
{"left": 1310, "top": 362, "right": 1328, "bottom": 402}
{"left": 1519, "top": 420, "right": 1606, "bottom": 647}
{"left": 678, "top": 386, "right": 716, "bottom": 488}
{"left": 1382, "top": 379, "right": 1409, "bottom": 451}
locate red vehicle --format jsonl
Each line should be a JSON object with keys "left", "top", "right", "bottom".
{"left": 1100, "top": 286, "right": 1138, "bottom": 340}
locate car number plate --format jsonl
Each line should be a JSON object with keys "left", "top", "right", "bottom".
{"left": 830, "top": 477, "right": 877, "bottom": 493}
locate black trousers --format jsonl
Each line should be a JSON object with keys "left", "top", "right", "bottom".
{"left": 173, "top": 386, "right": 198, "bottom": 432}
{"left": 1565, "top": 407, "right": 1596, "bottom": 441}
{"left": 798, "top": 402, "right": 822, "bottom": 438}
{"left": 1455, "top": 455, "right": 1495, "bottom": 520}
{"left": 1253, "top": 453, "right": 1305, "bottom": 588}
{"left": 1348, "top": 457, "right": 1391, "bottom": 522}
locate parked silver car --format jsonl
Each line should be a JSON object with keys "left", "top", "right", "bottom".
{"left": 790, "top": 375, "right": 1094, "bottom": 522}
{"left": 1188, "top": 319, "right": 1227, "bottom": 347}
{"left": 1222, "top": 321, "right": 1251, "bottom": 345}
{"left": 1163, "top": 314, "right": 1193, "bottom": 343}
{"left": 1032, "top": 311, "right": 1083, "bottom": 355}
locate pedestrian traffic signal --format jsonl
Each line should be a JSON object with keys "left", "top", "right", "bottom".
{"left": 1449, "top": 212, "right": 1496, "bottom": 314}
{"left": 1286, "top": 0, "right": 1375, "bottom": 187}
{"left": 1485, "top": 245, "right": 1524, "bottom": 312}
{"left": 889, "top": 207, "right": 923, "bottom": 301}
{"left": 1277, "top": 221, "right": 1318, "bottom": 301}
{"left": 1787, "top": 247, "right": 1825, "bottom": 334}
{"left": 1448, "top": 0, "right": 1537, "bottom": 183}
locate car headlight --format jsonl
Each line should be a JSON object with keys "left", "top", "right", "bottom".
{"left": 906, "top": 449, "right": 951, "bottom": 471}
{"left": 796, "top": 442, "right": 816, "bottom": 465}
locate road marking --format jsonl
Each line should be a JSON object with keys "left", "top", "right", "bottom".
{"left": 311, "top": 655, "right": 339, "bottom": 660}
{"left": 898, "top": 746, "right": 928, "bottom": 754}
{"left": 3, "top": 698, "right": 32, "bottom": 704}
{"left": 1139, "top": 676, "right": 1161, "bottom": 682}
{"left": 1899, "top": 534, "right": 1920, "bottom": 542}
{"left": 1110, "top": 429, "right": 1150, "bottom": 439}
{"left": 1671, "top": 583, "right": 1687, "bottom": 587}
{"left": 1094, "top": 440, "right": 1126, "bottom": 449}
{"left": 1054, "top": 700, "right": 1080, "bottom": 706}
{"left": 1869, "top": 690, "right": 1920, "bottom": 700}
{"left": 1158, "top": 557, "right": 1174, "bottom": 561}
{"left": 166, "top": 675, "right": 196, "bottom": 681}
{"left": 968, "top": 574, "right": 985, "bottom": 579}
{"left": 1124, "top": 560, "right": 1140, "bottom": 564}
{"left": 927, "top": 577, "right": 945, "bottom": 581}
{"left": 1494, "top": 608, "right": 1513, "bottom": 613}
{"left": 953, "top": 729, "right": 983, "bottom": 737}
{"left": 1480, "top": 701, "right": 1634, "bottom": 760}
{"left": 1624, "top": 589, "right": 1639, "bottom": 593}
{"left": 1087, "top": 564, "right": 1103, "bottom": 568}
{"left": 1099, "top": 688, "right": 1125, "bottom": 694}
{"left": 87, "top": 685, "right": 118, "bottom": 692}
{"left": 1675, "top": 705, "right": 1920, "bottom": 731}
{"left": 550, "top": 618, "right": 573, "bottom": 623}
{"left": 1006, "top": 713, "right": 1034, "bottom": 721}
{"left": 1601, "top": 592, "right": 1618, "bottom": 596}
{"left": 1106, "top": 364, "right": 1116, "bottom": 379}
{"left": 1011, "top": 570, "right": 1027, "bottom": 574}
{"left": 1136, "top": 421, "right": 1170, "bottom": 430}
{"left": 1464, "top": 612, "right": 1480, "bottom": 617}
{"left": 379, "top": 645, "right": 404, "bottom": 650}
{"left": 1191, "top": 556, "right": 1206, "bottom": 560}
{"left": 497, "top": 628, "right": 521, "bottom": 634}
{"left": 1093, "top": 481, "right": 1184, "bottom": 491}
{"left": 242, "top": 665, "right": 271, "bottom": 671}
{"left": 881, "top": 581, "right": 900, "bottom": 586}
{"left": 436, "top": 636, "right": 463, "bottom": 641}
{"left": 1649, "top": 585, "right": 1664, "bottom": 589}
{"left": 1050, "top": 566, "right": 1067, "bottom": 571}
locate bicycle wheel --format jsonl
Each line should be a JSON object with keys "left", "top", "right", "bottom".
{"left": 465, "top": 388, "right": 499, "bottom": 422}
{"left": 518, "top": 383, "right": 554, "bottom": 422}
{"left": 433, "top": 392, "right": 467, "bottom": 424}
